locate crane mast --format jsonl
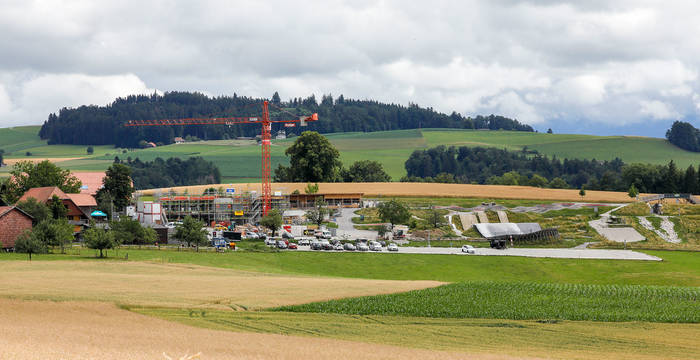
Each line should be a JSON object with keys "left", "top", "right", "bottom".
{"left": 124, "top": 100, "right": 318, "bottom": 217}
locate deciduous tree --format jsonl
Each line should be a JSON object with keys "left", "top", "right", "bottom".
{"left": 83, "top": 227, "right": 116, "bottom": 258}
{"left": 378, "top": 199, "right": 411, "bottom": 230}
{"left": 173, "top": 216, "right": 208, "bottom": 251}
{"left": 260, "top": 209, "right": 283, "bottom": 237}
{"left": 274, "top": 131, "right": 342, "bottom": 182}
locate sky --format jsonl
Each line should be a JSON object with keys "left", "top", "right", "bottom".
{"left": 1, "top": 0, "right": 699, "bottom": 137}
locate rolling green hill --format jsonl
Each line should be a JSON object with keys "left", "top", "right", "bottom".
{"left": 2, "top": 126, "right": 700, "bottom": 182}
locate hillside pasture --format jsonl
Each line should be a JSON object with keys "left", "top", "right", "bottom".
{"left": 3, "top": 126, "right": 700, "bottom": 182}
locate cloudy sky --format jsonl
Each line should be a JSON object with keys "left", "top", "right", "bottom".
{"left": 1, "top": 0, "right": 699, "bottom": 136}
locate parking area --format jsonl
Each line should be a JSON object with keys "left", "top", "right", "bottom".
{"left": 293, "top": 245, "right": 661, "bottom": 261}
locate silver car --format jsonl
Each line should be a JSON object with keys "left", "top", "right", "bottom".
{"left": 343, "top": 243, "right": 356, "bottom": 251}
{"left": 387, "top": 243, "right": 399, "bottom": 252}
{"left": 461, "top": 245, "right": 476, "bottom": 254}
{"left": 357, "top": 243, "right": 370, "bottom": 251}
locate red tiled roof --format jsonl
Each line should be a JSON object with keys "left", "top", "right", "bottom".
{"left": 0, "top": 206, "right": 33, "bottom": 220}
{"left": 72, "top": 172, "right": 106, "bottom": 195}
{"left": 18, "top": 187, "right": 69, "bottom": 203}
{"left": 66, "top": 193, "right": 97, "bottom": 207}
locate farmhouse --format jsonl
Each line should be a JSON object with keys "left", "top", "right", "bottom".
{"left": 0, "top": 206, "right": 33, "bottom": 249}
{"left": 19, "top": 187, "right": 92, "bottom": 233}
{"left": 72, "top": 171, "right": 106, "bottom": 196}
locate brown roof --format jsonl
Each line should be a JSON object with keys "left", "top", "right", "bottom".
{"left": 18, "top": 187, "right": 69, "bottom": 203}
{"left": 0, "top": 206, "right": 33, "bottom": 220}
{"left": 66, "top": 193, "right": 97, "bottom": 207}
{"left": 72, "top": 172, "right": 106, "bottom": 195}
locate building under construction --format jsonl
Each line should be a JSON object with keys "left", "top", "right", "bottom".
{"left": 157, "top": 191, "right": 363, "bottom": 226}
{"left": 159, "top": 192, "right": 289, "bottom": 226}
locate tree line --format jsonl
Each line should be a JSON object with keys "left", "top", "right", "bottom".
{"left": 666, "top": 121, "right": 700, "bottom": 152}
{"left": 403, "top": 145, "right": 700, "bottom": 194}
{"left": 38, "top": 91, "right": 533, "bottom": 148}
{"left": 116, "top": 156, "right": 222, "bottom": 190}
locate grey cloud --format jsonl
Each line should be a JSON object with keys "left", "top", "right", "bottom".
{"left": 0, "top": 0, "right": 699, "bottom": 132}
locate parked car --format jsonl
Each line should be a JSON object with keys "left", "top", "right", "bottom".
{"left": 288, "top": 243, "right": 298, "bottom": 250}
{"left": 369, "top": 241, "right": 382, "bottom": 251}
{"left": 315, "top": 230, "right": 332, "bottom": 239}
{"left": 461, "top": 245, "right": 476, "bottom": 254}
{"left": 357, "top": 243, "right": 370, "bottom": 251}
{"left": 265, "top": 238, "right": 277, "bottom": 246}
{"left": 387, "top": 243, "right": 399, "bottom": 252}
{"left": 333, "top": 243, "right": 344, "bottom": 251}
{"left": 245, "top": 231, "right": 259, "bottom": 239}
{"left": 297, "top": 237, "right": 311, "bottom": 246}
{"left": 343, "top": 243, "right": 356, "bottom": 251}
{"left": 310, "top": 241, "right": 322, "bottom": 250}
{"left": 277, "top": 240, "right": 288, "bottom": 249}
{"left": 282, "top": 231, "right": 295, "bottom": 240}
{"left": 321, "top": 241, "right": 334, "bottom": 250}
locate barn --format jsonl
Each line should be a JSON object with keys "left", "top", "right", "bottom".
{"left": 0, "top": 206, "right": 33, "bottom": 250}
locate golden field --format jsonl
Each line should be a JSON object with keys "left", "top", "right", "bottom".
{"left": 138, "top": 182, "right": 650, "bottom": 203}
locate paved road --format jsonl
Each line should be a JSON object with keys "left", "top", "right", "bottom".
{"left": 589, "top": 204, "right": 646, "bottom": 243}
{"left": 295, "top": 245, "right": 661, "bottom": 261}
{"left": 335, "top": 208, "right": 379, "bottom": 240}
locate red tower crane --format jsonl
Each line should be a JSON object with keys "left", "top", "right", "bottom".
{"left": 124, "top": 100, "right": 318, "bottom": 216}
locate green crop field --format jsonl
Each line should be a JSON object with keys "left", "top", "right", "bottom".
{"left": 276, "top": 281, "right": 699, "bottom": 323}
{"left": 2, "top": 249, "right": 699, "bottom": 358}
{"left": 3, "top": 126, "right": 700, "bottom": 182}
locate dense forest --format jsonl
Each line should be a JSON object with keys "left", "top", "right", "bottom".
{"left": 666, "top": 121, "right": 700, "bottom": 152}
{"left": 403, "top": 146, "right": 700, "bottom": 193}
{"left": 117, "top": 156, "right": 221, "bottom": 190}
{"left": 38, "top": 91, "right": 533, "bottom": 148}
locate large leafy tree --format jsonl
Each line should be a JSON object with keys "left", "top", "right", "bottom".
{"left": 342, "top": 160, "right": 391, "bottom": 182}
{"left": 274, "top": 131, "right": 342, "bottom": 182}
{"left": 111, "top": 217, "right": 157, "bottom": 245}
{"left": 260, "top": 209, "right": 283, "bottom": 237}
{"left": 99, "top": 163, "right": 134, "bottom": 211}
{"left": 14, "top": 230, "right": 47, "bottom": 261}
{"left": 31, "top": 219, "right": 74, "bottom": 253}
{"left": 3, "top": 160, "right": 81, "bottom": 203}
{"left": 173, "top": 216, "right": 208, "bottom": 250}
{"left": 83, "top": 227, "right": 116, "bottom": 258}
{"left": 15, "top": 197, "right": 50, "bottom": 224}
{"left": 378, "top": 199, "right": 411, "bottom": 230}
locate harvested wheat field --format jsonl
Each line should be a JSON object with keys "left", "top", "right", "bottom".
{"left": 0, "top": 261, "right": 441, "bottom": 309}
{"left": 139, "top": 182, "right": 650, "bottom": 203}
{"left": 0, "top": 299, "right": 519, "bottom": 360}
{"left": 2, "top": 157, "right": 84, "bottom": 165}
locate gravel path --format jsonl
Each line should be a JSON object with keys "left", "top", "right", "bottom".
{"left": 639, "top": 216, "right": 681, "bottom": 243}
{"left": 335, "top": 208, "right": 379, "bottom": 240}
{"left": 589, "top": 204, "right": 645, "bottom": 243}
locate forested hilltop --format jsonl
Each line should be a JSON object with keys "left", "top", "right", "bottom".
{"left": 38, "top": 91, "right": 533, "bottom": 148}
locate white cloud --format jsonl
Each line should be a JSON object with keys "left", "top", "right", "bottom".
{"left": 639, "top": 100, "right": 680, "bottom": 120}
{"left": 0, "top": 1, "right": 699, "bottom": 133}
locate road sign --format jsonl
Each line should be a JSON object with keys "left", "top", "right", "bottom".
{"left": 226, "top": 188, "right": 235, "bottom": 193}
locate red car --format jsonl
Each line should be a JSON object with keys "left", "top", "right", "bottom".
{"left": 288, "top": 243, "right": 298, "bottom": 250}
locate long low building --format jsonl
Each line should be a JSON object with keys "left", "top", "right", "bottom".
{"left": 289, "top": 193, "right": 363, "bottom": 208}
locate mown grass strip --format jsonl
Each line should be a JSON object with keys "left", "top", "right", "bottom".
{"left": 275, "top": 281, "right": 700, "bottom": 323}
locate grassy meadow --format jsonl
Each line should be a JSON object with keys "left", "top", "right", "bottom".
{"left": 3, "top": 126, "right": 700, "bottom": 182}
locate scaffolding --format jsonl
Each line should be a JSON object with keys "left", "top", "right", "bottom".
{"left": 159, "top": 192, "right": 289, "bottom": 225}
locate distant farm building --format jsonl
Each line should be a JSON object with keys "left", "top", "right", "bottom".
{"left": 174, "top": 137, "right": 185, "bottom": 144}
{"left": 19, "top": 187, "right": 92, "bottom": 233}
{"left": 72, "top": 172, "right": 106, "bottom": 196}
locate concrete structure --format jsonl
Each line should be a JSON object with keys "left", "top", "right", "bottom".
{"left": 135, "top": 201, "right": 166, "bottom": 225}
{"left": 19, "top": 187, "right": 91, "bottom": 233}
{"left": 0, "top": 206, "right": 33, "bottom": 249}
{"left": 476, "top": 211, "right": 489, "bottom": 223}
